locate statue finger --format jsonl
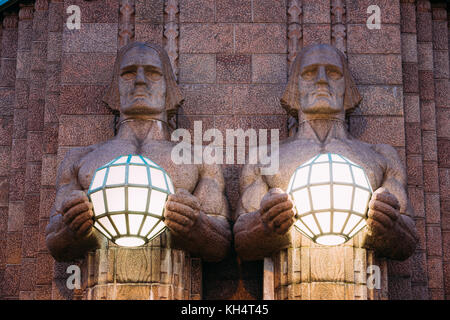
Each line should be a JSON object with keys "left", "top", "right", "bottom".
{"left": 70, "top": 211, "right": 93, "bottom": 233}
{"left": 369, "top": 199, "right": 399, "bottom": 221}
{"left": 164, "top": 210, "right": 193, "bottom": 227}
{"left": 63, "top": 202, "right": 93, "bottom": 225}
{"left": 373, "top": 190, "right": 400, "bottom": 210}
{"left": 271, "top": 209, "right": 295, "bottom": 228}
{"left": 168, "top": 191, "right": 200, "bottom": 211}
{"left": 367, "top": 217, "right": 387, "bottom": 235}
{"left": 274, "top": 217, "right": 295, "bottom": 235}
{"left": 76, "top": 219, "right": 94, "bottom": 238}
{"left": 260, "top": 193, "right": 289, "bottom": 213}
{"left": 262, "top": 200, "right": 294, "bottom": 223}
{"left": 165, "top": 219, "right": 188, "bottom": 235}
{"left": 62, "top": 193, "right": 89, "bottom": 214}
{"left": 367, "top": 209, "right": 394, "bottom": 229}
{"left": 165, "top": 201, "right": 196, "bottom": 220}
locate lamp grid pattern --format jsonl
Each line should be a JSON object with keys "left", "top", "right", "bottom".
{"left": 287, "top": 153, "right": 373, "bottom": 246}
{"left": 87, "top": 154, "right": 174, "bottom": 247}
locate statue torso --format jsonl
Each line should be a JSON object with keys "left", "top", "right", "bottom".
{"left": 75, "top": 137, "right": 199, "bottom": 193}
{"left": 263, "top": 135, "right": 386, "bottom": 192}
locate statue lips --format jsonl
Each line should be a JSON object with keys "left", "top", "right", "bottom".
{"left": 313, "top": 89, "right": 331, "bottom": 99}
{"left": 131, "top": 90, "right": 150, "bottom": 101}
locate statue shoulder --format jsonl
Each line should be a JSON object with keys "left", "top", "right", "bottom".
{"left": 57, "top": 145, "right": 96, "bottom": 183}
{"left": 371, "top": 143, "right": 402, "bottom": 166}
{"left": 371, "top": 142, "right": 406, "bottom": 183}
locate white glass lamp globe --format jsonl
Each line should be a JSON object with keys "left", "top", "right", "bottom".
{"left": 286, "top": 153, "right": 373, "bottom": 246}
{"left": 87, "top": 154, "right": 175, "bottom": 247}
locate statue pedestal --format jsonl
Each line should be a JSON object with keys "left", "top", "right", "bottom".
{"left": 81, "top": 233, "right": 202, "bottom": 300}
{"left": 264, "top": 230, "right": 389, "bottom": 300}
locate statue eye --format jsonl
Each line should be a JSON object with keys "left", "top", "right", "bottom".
{"left": 327, "top": 69, "right": 342, "bottom": 80}
{"left": 302, "top": 70, "right": 316, "bottom": 80}
{"left": 146, "top": 71, "right": 163, "bottom": 81}
{"left": 121, "top": 71, "right": 136, "bottom": 81}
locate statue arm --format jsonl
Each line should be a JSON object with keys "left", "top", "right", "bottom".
{"left": 45, "top": 147, "right": 101, "bottom": 262}
{"left": 169, "top": 163, "right": 232, "bottom": 262}
{"left": 363, "top": 144, "right": 418, "bottom": 260}
{"left": 233, "top": 165, "right": 292, "bottom": 261}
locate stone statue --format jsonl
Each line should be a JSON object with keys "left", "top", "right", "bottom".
{"left": 45, "top": 42, "right": 231, "bottom": 299}
{"left": 233, "top": 44, "right": 418, "bottom": 299}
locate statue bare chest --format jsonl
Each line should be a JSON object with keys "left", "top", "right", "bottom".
{"left": 76, "top": 139, "right": 199, "bottom": 193}
{"left": 264, "top": 138, "right": 385, "bottom": 191}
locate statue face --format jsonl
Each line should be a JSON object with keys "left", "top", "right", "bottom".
{"left": 298, "top": 46, "right": 346, "bottom": 115}
{"left": 118, "top": 45, "right": 167, "bottom": 116}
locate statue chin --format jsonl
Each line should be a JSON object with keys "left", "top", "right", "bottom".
{"left": 121, "top": 103, "right": 165, "bottom": 116}
{"left": 301, "top": 101, "right": 342, "bottom": 115}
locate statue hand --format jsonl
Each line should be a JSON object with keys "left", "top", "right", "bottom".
{"left": 164, "top": 188, "right": 201, "bottom": 236}
{"left": 61, "top": 190, "right": 94, "bottom": 238}
{"left": 259, "top": 188, "right": 295, "bottom": 235}
{"left": 367, "top": 188, "right": 400, "bottom": 237}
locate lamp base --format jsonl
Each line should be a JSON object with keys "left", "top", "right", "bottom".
{"left": 115, "top": 236, "right": 146, "bottom": 247}
{"left": 315, "top": 235, "right": 346, "bottom": 246}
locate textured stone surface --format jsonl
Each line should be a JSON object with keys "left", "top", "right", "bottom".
{"left": 59, "top": 85, "right": 110, "bottom": 115}
{"left": 418, "top": 42, "right": 434, "bottom": 71}
{"left": 216, "top": 0, "right": 252, "bottom": 22}
{"left": 402, "top": 63, "right": 419, "bottom": 93}
{"left": 233, "top": 84, "right": 285, "bottom": 115}
{"left": 348, "top": 25, "right": 401, "bottom": 54}
{"left": 179, "top": 54, "right": 216, "bottom": 84}
{"left": 427, "top": 226, "right": 442, "bottom": 256}
{"left": 302, "top": 0, "right": 330, "bottom": 24}
{"left": 303, "top": 24, "right": 331, "bottom": 46}
{"left": 58, "top": 115, "right": 114, "bottom": 146}
{"left": 0, "top": 0, "right": 447, "bottom": 301}
{"left": 420, "top": 100, "right": 437, "bottom": 131}
{"left": 135, "top": 0, "right": 164, "bottom": 24}
{"left": 349, "top": 116, "right": 405, "bottom": 147}
{"left": 180, "top": 0, "right": 215, "bottom": 23}
{"left": 400, "top": 2, "right": 417, "bottom": 33}
{"left": 404, "top": 95, "right": 421, "bottom": 123}
{"left": 180, "top": 84, "right": 234, "bottom": 115}
{"left": 405, "top": 123, "right": 422, "bottom": 155}
{"left": 417, "top": 11, "right": 433, "bottom": 42}
{"left": 216, "top": 54, "right": 252, "bottom": 84}
{"left": 61, "top": 53, "right": 116, "bottom": 84}
{"left": 433, "top": 50, "right": 449, "bottom": 79}
{"left": 62, "top": 24, "right": 118, "bottom": 53}
{"left": 180, "top": 24, "right": 234, "bottom": 53}
{"left": 354, "top": 86, "right": 403, "bottom": 116}
{"left": 434, "top": 79, "right": 449, "bottom": 108}
{"left": 347, "top": 0, "right": 400, "bottom": 24}
{"left": 437, "top": 139, "right": 450, "bottom": 168}
{"left": 235, "top": 24, "right": 287, "bottom": 54}
{"left": 402, "top": 33, "right": 419, "bottom": 63}
{"left": 253, "top": 0, "right": 286, "bottom": 23}
{"left": 64, "top": 0, "right": 119, "bottom": 23}
{"left": 348, "top": 54, "right": 403, "bottom": 85}
{"left": 251, "top": 54, "right": 287, "bottom": 84}
{"left": 134, "top": 24, "right": 164, "bottom": 45}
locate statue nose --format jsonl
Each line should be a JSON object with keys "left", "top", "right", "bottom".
{"left": 315, "top": 66, "right": 328, "bottom": 84}
{"left": 135, "top": 67, "right": 147, "bottom": 85}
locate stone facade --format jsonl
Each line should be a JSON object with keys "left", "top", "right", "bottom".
{"left": 0, "top": 0, "right": 448, "bottom": 300}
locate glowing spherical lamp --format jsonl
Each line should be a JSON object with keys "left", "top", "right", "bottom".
{"left": 87, "top": 154, "right": 174, "bottom": 247}
{"left": 287, "top": 153, "right": 373, "bottom": 246}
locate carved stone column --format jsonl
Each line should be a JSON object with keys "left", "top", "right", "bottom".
{"left": 119, "top": 0, "right": 135, "bottom": 48}
{"left": 287, "top": 0, "right": 302, "bottom": 137}
{"left": 82, "top": 233, "right": 202, "bottom": 300}
{"left": 264, "top": 230, "right": 388, "bottom": 300}
{"left": 331, "top": 0, "right": 346, "bottom": 55}
{"left": 164, "top": 0, "right": 179, "bottom": 79}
